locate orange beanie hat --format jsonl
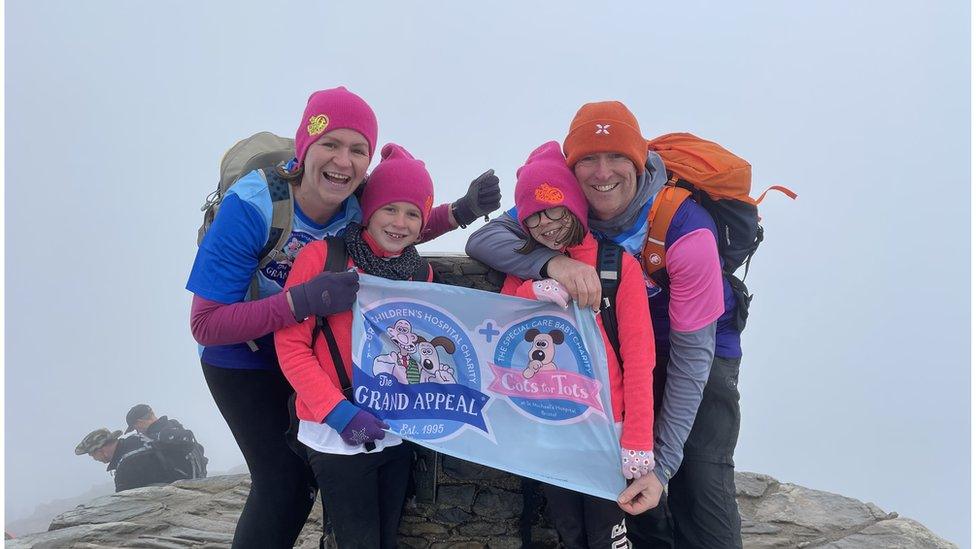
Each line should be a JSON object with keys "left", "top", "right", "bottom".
{"left": 562, "top": 101, "right": 647, "bottom": 171}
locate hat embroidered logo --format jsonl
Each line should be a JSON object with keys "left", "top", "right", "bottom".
{"left": 534, "top": 183, "right": 565, "bottom": 204}
{"left": 307, "top": 114, "right": 330, "bottom": 136}
{"left": 595, "top": 123, "right": 611, "bottom": 135}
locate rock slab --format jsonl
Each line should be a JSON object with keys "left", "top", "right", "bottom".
{"left": 7, "top": 470, "right": 955, "bottom": 548}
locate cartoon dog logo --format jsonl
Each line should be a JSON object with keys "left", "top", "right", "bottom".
{"left": 372, "top": 319, "right": 421, "bottom": 384}
{"left": 417, "top": 336, "right": 458, "bottom": 384}
{"left": 282, "top": 237, "right": 304, "bottom": 263}
{"left": 522, "top": 328, "right": 564, "bottom": 379}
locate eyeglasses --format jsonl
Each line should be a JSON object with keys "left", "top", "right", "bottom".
{"left": 524, "top": 207, "right": 568, "bottom": 228}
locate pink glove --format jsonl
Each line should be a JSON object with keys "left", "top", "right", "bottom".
{"left": 532, "top": 279, "right": 570, "bottom": 308}
{"left": 621, "top": 448, "right": 655, "bottom": 480}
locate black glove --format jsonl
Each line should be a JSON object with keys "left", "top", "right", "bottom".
{"left": 289, "top": 271, "right": 360, "bottom": 321}
{"left": 452, "top": 169, "right": 502, "bottom": 228}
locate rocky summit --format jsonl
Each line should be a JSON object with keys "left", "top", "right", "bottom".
{"left": 7, "top": 463, "right": 954, "bottom": 548}
{"left": 9, "top": 259, "right": 956, "bottom": 548}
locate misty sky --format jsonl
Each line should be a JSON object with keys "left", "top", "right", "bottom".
{"left": 5, "top": 1, "right": 970, "bottom": 545}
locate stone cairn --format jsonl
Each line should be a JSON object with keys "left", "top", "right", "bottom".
{"left": 395, "top": 257, "right": 554, "bottom": 547}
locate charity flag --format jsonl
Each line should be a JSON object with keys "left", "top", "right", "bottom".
{"left": 351, "top": 274, "right": 625, "bottom": 501}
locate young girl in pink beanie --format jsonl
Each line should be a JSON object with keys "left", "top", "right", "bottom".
{"left": 501, "top": 141, "right": 656, "bottom": 548}
{"left": 276, "top": 143, "right": 435, "bottom": 549}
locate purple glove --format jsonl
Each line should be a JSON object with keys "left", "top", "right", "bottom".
{"left": 340, "top": 409, "right": 389, "bottom": 447}
{"left": 289, "top": 270, "right": 359, "bottom": 321}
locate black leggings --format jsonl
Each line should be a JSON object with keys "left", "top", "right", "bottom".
{"left": 542, "top": 483, "right": 629, "bottom": 548}
{"left": 628, "top": 355, "right": 743, "bottom": 549}
{"left": 306, "top": 443, "right": 411, "bottom": 549}
{"left": 202, "top": 361, "right": 317, "bottom": 549}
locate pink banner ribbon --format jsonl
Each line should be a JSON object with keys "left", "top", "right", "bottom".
{"left": 487, "top": 364, "right": 604, "bottom": 413}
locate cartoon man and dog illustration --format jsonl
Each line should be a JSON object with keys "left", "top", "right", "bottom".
{"left": 372, "top": 319, "right": 458, "bottom": 385}
{"left": 372, "top": 320, "right": 568, "bottom": 385}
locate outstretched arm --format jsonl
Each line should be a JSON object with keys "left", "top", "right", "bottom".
{"left": 467, "top": 212, "right": 603, "bottom": 309}
{"left": 190, "top": 293, "right": 296, "bottom": 346}
{"left": 652, "top": 323, "right": 716, "bottom": 486}
{"left": 651, "top": 227, "right": 724, "bottom": 486}
{"left": 466, "top": 212, "right": 555, "bottom": 279}
{"left": 421, "top": 169, "right": 502, "bottom": 241}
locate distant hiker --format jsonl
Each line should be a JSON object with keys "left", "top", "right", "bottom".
{"left": 468, "top": 101, "right": 750, "bottom": 548}
{"left": 498, "top": 141, "right": 655, "bottom": 548}
{"left": 75, "top": 428, "right": 187, "bottom": 493}
{"left": 124, "top": 404, "right": 208, "bottom": 479}
{"left": 276, "top": 143, "right": 440, "bottom": 549}
{"left": 186, "top": 86, "right": 501, "bottom": 549}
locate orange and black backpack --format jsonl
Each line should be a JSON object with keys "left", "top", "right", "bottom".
{"left": 598, "top": 133, "right": 794, "bottom": 343}
{"left": 642, "top": 133, "right": 794, "bottom": 278}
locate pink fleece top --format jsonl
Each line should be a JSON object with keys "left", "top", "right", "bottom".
{"left": 501, "top": 234, "right": 655, "bottom": 451}
{"left": 275, "top": 238, "right": 434, "bottom": 423}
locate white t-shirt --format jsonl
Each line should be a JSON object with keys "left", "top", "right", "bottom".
{"left": 298, "top": 420, "right": 402, "bottom": 455}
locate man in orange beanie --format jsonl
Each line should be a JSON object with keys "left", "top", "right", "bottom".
{"left": 467, "top": 100, "right": 743, "bottom": 549}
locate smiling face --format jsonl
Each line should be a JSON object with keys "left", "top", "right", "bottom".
{"left": 365, "top": 201, "right": 423, "bottom": 254}
{"left": 572, "top": 152, "right": 638, "bottom": 221}
{"left": 299, "top": 128, "right": 371, "bottom": 212}
{"left": 526, "top": 206, "right": 572, "bottom": 251}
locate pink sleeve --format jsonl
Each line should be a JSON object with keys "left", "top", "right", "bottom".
{"left": 275, "top": 241, "right": 348, "bottom": 422}
{"left": 666, "top": 228, "right": 725, "bottom": 332}
{"left": 617, "top": 255, "right": 655, "bottom": 451}
{"left": 499, "top": 275, "right": 534, "bottom": 299}
{"left": 190, "top": 292, "right": 297, "bottom": 347}
{"left": 419, "top": 203, "right": 455, "bottom": 242}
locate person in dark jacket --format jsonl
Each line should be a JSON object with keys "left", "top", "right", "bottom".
{"left": 125, "top": 403, "right": 191, "bottom": 440}
{"left": 124, "top": 404, "right": 208, "bottom": 478}
{"left": 75, "top": 428, "right": 186, "bottom": 492}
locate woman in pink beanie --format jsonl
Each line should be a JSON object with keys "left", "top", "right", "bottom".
{"left": 276, "top": 143, "right": 435, "bottom": 549}
{"left": 187, "top": 88, "right": 499, "bottom": 548}
{"left": 500, "top": 141, "right": 656, "bottom": 549}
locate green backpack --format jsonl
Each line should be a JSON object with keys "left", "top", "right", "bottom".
{"left": 198, "top": 131, "right": 296, "bottom": 302}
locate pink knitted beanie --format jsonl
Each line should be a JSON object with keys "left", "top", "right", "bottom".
{"left": 360, "top": 143, "right": 434, "bottom": 229}
{"left": 514, "top": 141, "right": 589, "bottom": 234}
{"left": 294, "top": 86, "right": 378, "bottom": 169}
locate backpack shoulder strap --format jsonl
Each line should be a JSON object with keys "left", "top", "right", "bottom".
{"left": 247, "top": 168, "right": 295, "bottom": 303}
{"left": 640, "top": 182, "right": 691, "bottom": 277}
{"left": 324, "top": 235, "right": 348, "bottom": 273}
{"left": 256, "top": 168, "right": 295, "bottom": 270}
{"left": 596, "top": 240, "right": 624, "bottom": 367}
{"left": 314, "top": 237, "right": 354, "bottom": 400}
